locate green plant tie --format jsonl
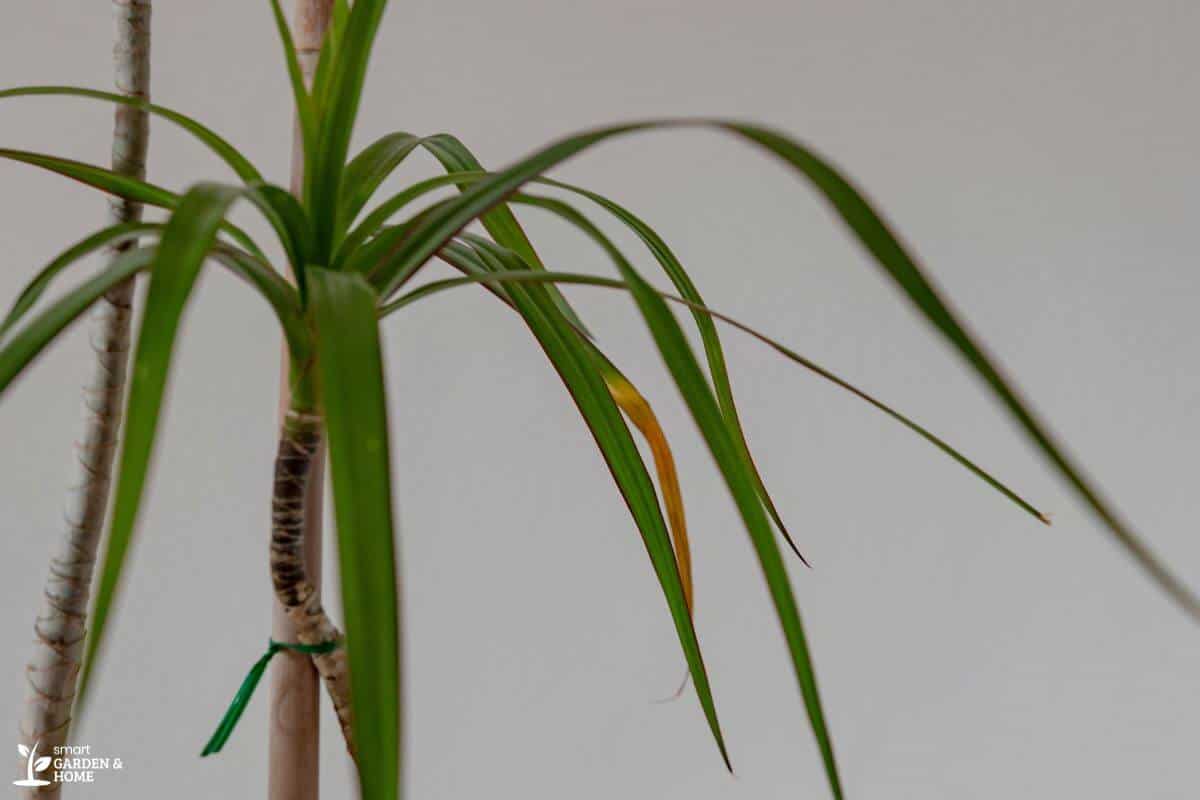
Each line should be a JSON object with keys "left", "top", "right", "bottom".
{"left": 201, "top": 638, "right": 341, "bottom": 757}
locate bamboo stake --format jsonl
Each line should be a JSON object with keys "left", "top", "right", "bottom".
{"left": 17, "top": 2, "right": 151, "bottom": 797}
{"left": 268, "top": 3, "right": 333, "bottom": 799}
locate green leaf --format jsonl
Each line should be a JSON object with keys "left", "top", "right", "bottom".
{"left": 308, "top": 267, "right": 401, "bottom": 800}
{"left": 244, "top": 182, "right": 314, "bottom": 295}
{"left": 368, "top": 117, "right": 1198, "bottom": 623}
{"left": 405, "top": 132, "right": 802, "bottom": 556}
{"left": 0, "top": 221, "right": 160, "bottom": 337}
{"left": 522, "top": 177, "right": 810, "bottom": 555}
{"left": 0, "top": 86, "right": 262, "bottom": 182}
{"left": 337, "top": 132, "right": 422, "bottom": 242}
{"left": 434, "top": 237, "right": 732, "bottom": 770}
{"left": 419, "top": 134, "right": 591, "bottom": 337}
{"left": 268, "top": 0, "right": 317, "bottom": 191}
{"left": 79, "top": 184, "right": 244, "bottom": 709}
{"left": 0, "top": 247, "right": 153, "bottom": 395}
{"left": 337, "top": 174, "right": 468, "bottom": 269}
{"left": 310, "top": 0, "right": 389, "bottom": 260}
{"left": 0, "top": 147, "right": 177, "bottom": 207}
{"left": 385, "top": 262, "right": 1048, "bottom": 525}
{"left": 0, "top": 91, "right": 305, "bottom": 270}
{"left": 368, "top": 164, "right": 1045, "bottom": 525}
{"left": 208, "top": 243, "right": 309, "bottom": 361}
{"left": 0, "top": 229, "right": 305, "bottom": 365}
{"left": 0, "top": 149, "right": 269, "bottom": 260}
{"left": 471, "top": 226, "right": 843, "bottom": 797}
{"left": 311, "top": 0, "right": 352, "bottom": 117}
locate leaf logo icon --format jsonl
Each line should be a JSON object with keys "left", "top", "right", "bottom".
{"left": 13, "top": 741, "right": 52, "bottom": 787}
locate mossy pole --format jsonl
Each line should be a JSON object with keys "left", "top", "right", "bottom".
{"left": 268, "top": 2, "right": 333, "bottom": 799}
{"left": 17, "top": 2, "right": 150, "bottom": 797}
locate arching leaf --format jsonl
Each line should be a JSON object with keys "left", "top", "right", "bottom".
{"left": 79, "top": 184, "right": 245, "bottom": 709}
{"left": 361, "top": 117, "right": 1197, "bottom": 623}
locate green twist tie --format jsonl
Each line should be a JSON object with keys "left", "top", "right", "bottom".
{"left": 201, "top": 638, "right": 341, "bottom": 757}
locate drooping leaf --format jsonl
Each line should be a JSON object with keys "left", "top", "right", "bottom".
{"left": 0, "top": 149, "right": 268, "bottom": 260}
{"left": 308, "top": 267, "right": 401, "bottom": 800}
{"left": 605, "top": 369, "right": 693, "bottom": 611}
{"left": 244, "top": 183, "right": 314, "bottom": 296}
{"left": 521, "top": 177, "right": 808, "bottom": 557}
{"left": 0, "top": 247, "right": 153, "bottom": 395}
{"left": 413, "top": 136, "right": 704, "bottom": 606}
{"left": 338, "top": 174, "right": 466, "bottom": 270}
{"left": 0, "top": 86, "right": 262, "bottom": 182}
{"left": 337, "top": 131, "right": 422, "bottom": 241}
{"left": 0, "top": 147, "right": 177, "bottom": 207}
{"left": 207, "top": 243, "right": 309, "bottom": 360}
{"left": 409, "top": 226, "right": 698, "bottom": 617}
{"left": 470, "top": 229, "right": 844, "bottom": 796}
{"left": 0, "top": 221, "right": 160, "bottom": 337}
{"left": 386, "top": 264, "right": 1049, "bottom": 534}
{"left": 79, "top": 184, "right": 244, "bottom": 708}
{"left": 419, "top": 134, "right": 591, "bottom": 336}
{"left": 364, "top": 117, "right": 1197, "bottom": 622}
{"left": 434, "top": 237, "right": 731, "bottom": 769}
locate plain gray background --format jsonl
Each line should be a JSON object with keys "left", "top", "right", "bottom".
{"left": 2, "top": 1, "right": 1198, "bottom": 797}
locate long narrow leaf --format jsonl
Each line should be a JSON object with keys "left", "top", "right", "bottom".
{"left": 0, "top": 86, "right": 262, "bottom": 182}
{"left": 0, "top": 223, "right": 305, "bottom": 363}
{"left": 0, "top": 149, "right": 268, "bottom": 260}
{"left": 0, "top": 147, "right": 177, "bottom": 207}
{"left": 412, "top": 229, "right": 699, "bottom": 616}
{"left": 435, "top": 238, "right": 731, "bottom": 768}
{"left": 311, "top": 0, "right": 352, "bottom": 120}
{"left": 208, "top": 243, "right": 309, "bottom": 360}
{"left": 0, "top": 247, "right": 153, "bottom": 394}
{"left": 78, "top": 184, "right": 244, "bottom": 708}
{"left": 268, "top": 0, "right": 317, "bottom": 188}
{"left": 244, "top": 183, "right": 314, "bottom": 296}
{"left": 364, "top": 118, "right": 1197, "bottom": 622}
{"left": 338, "top": 174, "right": 467, "bottom": 270}
{"left": 416, "top": 133, "right": 801, "bottom": 566}
{"left": 469, "top": 229, "right": 843, "bottom": 797}
{"left": 386, "top": 264, "right": 1048, "bottom": 524}
{"left": 0, "top": 221, "right": 160, "bottom": 337}
{"left": 408, "top": 135, "right": 706, "bottom": 608}
{"left": 605, "top": 370, "right": 694, "bottom": 610}
{"left": 310, "top": 0, "right": 389, "bottom": 260}
{"left": 337, "top": 132, "right": 422, "bottom": 241}
{"left": 525, "top": 176, "right": 809, "bottom": 555}
{"left": 308, "top": 267, "right": 401, "bottom": 800}
{"left": 419, "top": 134, "right": 591, "bottom": 336}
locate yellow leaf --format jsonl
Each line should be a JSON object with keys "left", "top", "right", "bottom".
{"left": 606, "top": 372, "right": 693, "bottom": 614}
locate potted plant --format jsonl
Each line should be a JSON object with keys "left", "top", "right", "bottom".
{"left": 4, "top": 1, "right": 1195, "bottom": 798}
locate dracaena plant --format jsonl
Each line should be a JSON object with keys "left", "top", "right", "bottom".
{"left": 3, "top": 1, "right": 1197, "bottom": 798}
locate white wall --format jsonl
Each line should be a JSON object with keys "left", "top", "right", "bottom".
{"left": 1, "top": 1, "right": 1198, "bottom": 797}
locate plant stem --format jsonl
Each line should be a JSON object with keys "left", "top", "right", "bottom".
{"left": 268, "top": 3, "right": 334, "bottom": 799}
{"left": 17, "top": 2, "right": 150, "bottom": 796}
{"left": 270, "top": 408, "right": 356, "bottom": 756}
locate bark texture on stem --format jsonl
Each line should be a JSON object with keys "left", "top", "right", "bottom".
{"left": 18, "top": 2, "right": 150, "bottom": 796}
{"left": 270, "top": 411, "right": 356, "bottom": 758}
{"left": 269, "top": 4, "right": 335, "bottom": 799}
